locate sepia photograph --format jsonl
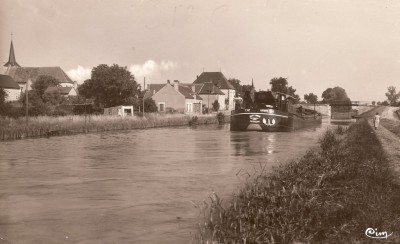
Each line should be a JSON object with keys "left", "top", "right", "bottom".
{"left": 1, "top": 0, "right": 400, "bottom": 243}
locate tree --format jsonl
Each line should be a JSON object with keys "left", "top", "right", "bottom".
{"left": 143, "top": 98, "right": 157, "bottom": 112}
{"left": 372, "top": 101, "right": 376, "bottom": 106}
{"left": 32, "top": 75, "right": 59, "bottom": 98}
{"left": 385, "top": 86, "right": 399, "bottom": 106}
{"left": 321, "top": 87, "right": 351, "bottom": 103}
{"left": 322, "top": 86, "right": 352, "bottom": 112}
{"left": 269, "top": 77, "right": 300, "bottom": 102}
{"left": 79, "top": 64, "right": 140, "bottom": 108}
{"left": 228, "top": 78, "right": 253, "bottom": 97}
{"left": 20, "top": 90, "right": 50, "bottom": 116}
{"left": 42, "top": 90, "right": 67, "bottom": 106}
{"left": 212, "top": 100, "right": 220, "bottom": 111}
{"left": 304, "top": 93, "right": 318, "bottom": 104}
{"left": 0, "top": 88, "right": 7, "bottom": 105}
{"left": 381, "top": 101, "right": 389, "bottom": 106}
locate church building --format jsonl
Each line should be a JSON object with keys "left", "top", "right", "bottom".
{"left": 3, "top": 40, "right": 76, "bottom": 101}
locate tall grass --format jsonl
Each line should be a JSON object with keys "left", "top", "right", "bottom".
{"left": 192, "top": 119, "right": 400, "bottom": 243}
{"left": 0, "top": 113, "right": 223, "bottom": 141}
{"left": 381, "top": 118, "right": 400, "bottom": 137}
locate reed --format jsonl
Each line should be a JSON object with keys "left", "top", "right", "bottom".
{"left": 0, "top": 113, "right": 222, "bottom": 141}
{"left": 192, "top": 119, "right": 400, "bottom": 243}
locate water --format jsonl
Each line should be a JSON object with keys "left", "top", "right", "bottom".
{"left": 0, "top": 120, "right": 331, "bottom": 244}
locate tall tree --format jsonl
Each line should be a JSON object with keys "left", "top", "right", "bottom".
{"left": 0, "top": 88, "right": 7, "bottom": 105}
{"left": 321, "top": 86, "right": 351, "bottom": 112}
{"left": 385, "top": 86, "right": 399, "bottom": 106}
{"left": 304, "top": 93, "right": 318, "bottom": 104}
{"left": 228, "top": 78, "right": 253, "bottom": 97}
{"left": 269, "top": 77, "right": 300, "bottom": 102}
{"left": 32, "top": 75, "right": 59, "bottom": 98}
{"left": 321, "top": 87, "right": 351, "bottom": 103}
{"left": 79, "top": 64, "right": 140, "bottom": 108}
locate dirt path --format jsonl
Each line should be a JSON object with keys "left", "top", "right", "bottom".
{"left": 363, "top": 106, "right": 400, "bottom": 183}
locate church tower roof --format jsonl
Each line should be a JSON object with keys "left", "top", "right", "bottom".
{"left": 4, "top": 40, "right": 21, "bottom": 68}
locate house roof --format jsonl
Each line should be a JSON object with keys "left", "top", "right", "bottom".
{"left": 45, "top": 86, "right": 74, "bottom": 95}
{"left": 144, "top": 83, "right": 202, "bottom": 100}
{"left": 143, "top": 84, "right": 165, "bottom": 99}
{"left": 193, "top": 72, "right": 235, "bottom": 90}
{"left": 197, "top": 82, "right": 225, "bottom": 95}
{"left": 178, "top": 85, "right": 202, "bottom": 100}
{"left": 4, "top": 40, "right": 21, "bottom": 68}
{"left": 4, "top": 66, "right": 74, "bottom": 84}
{"left": 0, "top": 74, "right": 20, "bottom": 89}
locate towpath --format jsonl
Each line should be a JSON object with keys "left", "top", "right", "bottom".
{"left": 362, "top": 106, "right": 400, "bottom": 183}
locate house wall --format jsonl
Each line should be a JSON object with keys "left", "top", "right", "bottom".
{"left": 60, "top": 82, "right": 74, "bottom": 88}
{"left": 104, "top": 106, "right": 134, "bottom": 117}
{"left": 199, "top": 94, "right": 219, "bottom": 110}
{"left": 4, "top": 88, "right": 22, "bottom": 102}
{"left": 68, "top": 88, "right": 77, "bottom": 96}
{"left": 184, "top": 99, "right": 202, "bottom": 114}
{"left": 219, "top": 89, "right": 235, "bottom": 111}
{"left": 152, "top": 84, "right": 186, "bottom": 113}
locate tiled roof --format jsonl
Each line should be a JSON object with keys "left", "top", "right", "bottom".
{"left": 197, "top": 82, "right": 225, "bottom": 95}
{"left": 0, "top": 74, "right": 20, "bottom": 89}
{"left": 143, "top": 84, "right": 165, "bottom": 99}
{"left": 4, "top": 66, "right": 74, "bottom": 84}
{"left": 178, "top": 85, "right": 202, "bottom": 100}
{"left": 144, "top": 83, "right": 202, "bottom": 100}
{"left": 193, "top": 72, "right": 235, "bottom": 90}
{"left": 45, "top": 86, "right": 74, "bottom": 95}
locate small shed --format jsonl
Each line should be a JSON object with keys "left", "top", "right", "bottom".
{"left": 104, "top": 106, "right": 134, "bottom": 117}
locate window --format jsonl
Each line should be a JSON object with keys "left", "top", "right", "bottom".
{"left": 159, "top": 102, "right": 165, "bottom": 112}
{"left": 186, "top": 103, "right": 192, "bottom": 113}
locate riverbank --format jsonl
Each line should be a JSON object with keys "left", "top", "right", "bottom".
{"left": 0, "top": 113, "right": 228, "bottom": 141}
{"left": 193, "top": 118, "right": 400, "bottom": 243}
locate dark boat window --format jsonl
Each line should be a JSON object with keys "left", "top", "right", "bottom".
{"left": 254, "top": 92, "right": 275, "bottom": 106}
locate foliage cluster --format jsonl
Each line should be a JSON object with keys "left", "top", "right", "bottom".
{"left": 385, "top": 86, "right": 400, "bottom": 106}
{"left": 229, "top": 78, "right": 253, "bottom": 97}
{"left": 0, "top": 75, "right": 84, "bottom": 117}
{"left": 193, "top": 120, "right": 400, "bottom": 243}
{"left": 79, "top": 64, "right": 140, "bottom": 108}
{"left": 269, "top": 77, "right": 300, "bottom": 102}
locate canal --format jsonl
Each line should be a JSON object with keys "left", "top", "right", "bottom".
{"left": 0, "top": 120, "right": 331, "bottom": 243}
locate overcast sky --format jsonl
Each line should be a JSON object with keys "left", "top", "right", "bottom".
{"left": 1, "top": 0, "right": 400, "bottom": 101}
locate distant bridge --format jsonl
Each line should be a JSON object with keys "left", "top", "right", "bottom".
{"left": 329, "top": 101, "right": 372, "bottom": 106}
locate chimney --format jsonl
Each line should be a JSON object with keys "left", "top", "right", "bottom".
{"left": 173, "top": 80, "right": 179, "bottom": 91}
{"left": 191, "top": 85, "right": 195, "bottom": 92}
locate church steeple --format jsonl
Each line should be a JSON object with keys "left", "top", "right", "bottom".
{"left": 4, "top": 39, "right": 21, "bottom": 68}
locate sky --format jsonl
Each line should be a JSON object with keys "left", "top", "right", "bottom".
{"left": 1, "top": 0, "right": 400, "bottom": 102}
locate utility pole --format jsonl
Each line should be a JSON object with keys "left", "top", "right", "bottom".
{"left": 143, "top": 77, "right": 145, "bottom": 115}
{"left": 25, "top": 79, "right": 31, "bottom": 125}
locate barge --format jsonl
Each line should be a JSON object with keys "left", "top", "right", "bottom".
{"left": 230, "top": 90, "right": 322, "bottom": 132}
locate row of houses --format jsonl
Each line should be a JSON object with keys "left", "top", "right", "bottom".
{"left": 143, "top": 72, "right": 236, "bottom": 115}
{"left": 2, "top": 40, "right": 241, "bottom": 115}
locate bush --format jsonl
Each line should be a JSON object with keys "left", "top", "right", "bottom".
{"left": 216, "top": 112, "right": 225, "bottom": 125}
{"left": 212, "top": 100, "right": 220, "bottom": 112}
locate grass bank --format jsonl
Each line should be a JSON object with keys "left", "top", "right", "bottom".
{"left": 0, "top": 113, "right": 228, "bottom": 141}
{"left": 380, "top": 118, "right": 400, "bottom": 138}
{"left": 193, "top": 119, "right": 400, "bottom": 243}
